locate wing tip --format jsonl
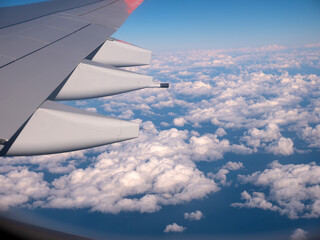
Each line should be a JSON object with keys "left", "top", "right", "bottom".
{"left": 124, "top": 0, "right": 144, "bottom": 14}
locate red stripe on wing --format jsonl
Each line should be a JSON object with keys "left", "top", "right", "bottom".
{"left": 124, "top": 0, "right": 144, "bottom": 14}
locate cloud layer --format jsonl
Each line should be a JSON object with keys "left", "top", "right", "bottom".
{"left": 232, "top": 161, "right": 320, "bottom": 219}
{"left": 0, "top": 168, "right": 49, "bottom": 211}
{"left": 1, "top": 122, "right": 225, "bottom": 213}
{"left": 100, "top": 45, "right": 320, "bottom": 157}
{"left": 0, "top": 44, "right": 319, "bottom": 226}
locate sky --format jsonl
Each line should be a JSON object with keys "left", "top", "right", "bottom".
{"left": 113, "top": 0, "right": 320, "bottom": 51}
{"left": 1, "top": 0, "right": 320, "bottom": 240}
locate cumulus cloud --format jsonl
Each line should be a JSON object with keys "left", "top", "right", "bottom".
{"left": 231, "top": 191, "right": 279, "bottom": 211}
{"left": 1, "top": 151, "right": 86, "bottom": 174}
{"left": 290, "top": 228, "right": 308, "bottom": 240}
{"left": 180, "top": 70, "right": 320, "bottom": 134}
{"left": 0, "top": 169, "right": 49, "bottom": 211}
{"left": 43, "top": 122, "right": 220, "bottom": 213}
{"left": 131, "top": 49, "right": 319, "bottom": 156}
{"left": 223, "top": 161, "right": 243, "bottom": 171}
{"left": 215, "top": 128, "right": 227, "bottom": 137}
{"left": 299, "top": 124, "right": 320, "bottom": 148}
{"left": 255, "top": 44, "right": 287, "bottom": 52}
{"left": 265, "top": 137, "right": 294, "bottom": 156}
{"left": 208, "top": 161, "right": 243, "bottom": 186}
{"left": 190, "top": 134, "right": 252, "bottom": 161}
{"left": 160, "top": 122, "right": 170, "bottom": 127}
{"left": 0, "top": 121, "right": 255, "bottom": 212}
{"left": 241, "top": 123, "right": 296, "bottom": 155}
{"left": 75, "top": 101, "right": 87, "bottom": 106}
{"left": 174, "top": 81, "right": 212, "bottom": 96}
{"left": 85, "top": 107, "right": 97, "bottom": 113}
{"left": 184, "top": 210, "right": 204, "bottom": 221}
{"left": 163, "top": 223, "right": 186, "bottom": 233}
{"left": 242, "top": 123, "right": 281, "bottom": 150}
{"left": 233, "top": 161, "right": 320, "bottom": 219}
{"left": 173, "top": 117, "right": 187, "bottom": 127}
{"left": 117, "top": 109, "right": 135, "bottom": 119}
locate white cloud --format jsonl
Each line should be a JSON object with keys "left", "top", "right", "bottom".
{"left": 160, "top": 122, "right": 170, "bottom": 127}
{"left": 233, "top": 161, "right": 320, "bottom": 219}
{"left": 75, "top": 101, "right": 87, "bottom": 106}
{"left": 1, "top": 151, "right": 86, "bottom": 174}
{"left": 163, "top": 223, "right": 186, "bottom": 233}
{"left": 242, "top": 123, "right": 281, "bottom": 147}
{"left": 174, "top": 81, "right": 212, "bottom": 96}
{"left": 305, "top": 42, "right": 320, "bottom": 48}
{"left": 290, "top": 228, "right": 308, "bottom": 240}
{"left": 223, "top": 161, "right": 243, "bottom": 171}
{"left": 190, "top": 134, "right": 252, "bottom": 161}
{"left": 241, "top": 124, "right": 295, "bottom": 155}
{"left": 0, "top": 169, "right": 49, "bottom": 211}
{"left": 85, "top": 107, "right": 97, "bottom": 113}
{"left": 215, "top": 128, "right": 227, "bottom": 137}
{"left": 209, "top": 169, "right": 230, "bottom": 186}
{"left": 135, "top": 50, "right": 319, "bottom": 156}
{"left": 231, "top": 191, "right": 279, "bottom": 211}
{"left": 152, "top": 100, "right": 175, "bottom": 109}
{"left": 180, "top": 70, "right": 320, "bottom": 134}
{"left": 184, "top": 210, "right": 204, "bottom": 221}
{"left": 43, "top": 122, "right": 220, "bottom": 213}
{"left": 208, "top": 161, "right": 243, "bottom": 186}
{"left": 299, "top": 124, "right": 320, "bottom": 148}
{"left": 255, "top": 44, "right": 287, "bottom": 52}
{"left": 173, "top": 117, "right": 187, "bottom": 127}
{"left": 117, "top": 109, "right": 135, "bottom": 119}
{"left": 0, "top": 122, "right": 255, "bottom": 212}
{"left": 265, "top": 137, "right": 294, "bottom": 156}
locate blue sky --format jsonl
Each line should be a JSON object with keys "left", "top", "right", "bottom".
{"left": 114, "top": 0, "right": 320, "bottom": 51}
{"left": 1, "top": 1, "right": 320, "bottom": 240}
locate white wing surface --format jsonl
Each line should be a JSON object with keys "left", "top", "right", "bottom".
{"left": 0, "top": 0, "right": 168, "bottom": 156}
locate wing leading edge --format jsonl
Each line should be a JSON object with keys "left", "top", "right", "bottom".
{"left": 0, "top": 0, "right": 169, "bottom": 156}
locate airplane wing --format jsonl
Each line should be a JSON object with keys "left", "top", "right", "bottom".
{"left": 0, "top": 0, "right": 168, "bottom": 156}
